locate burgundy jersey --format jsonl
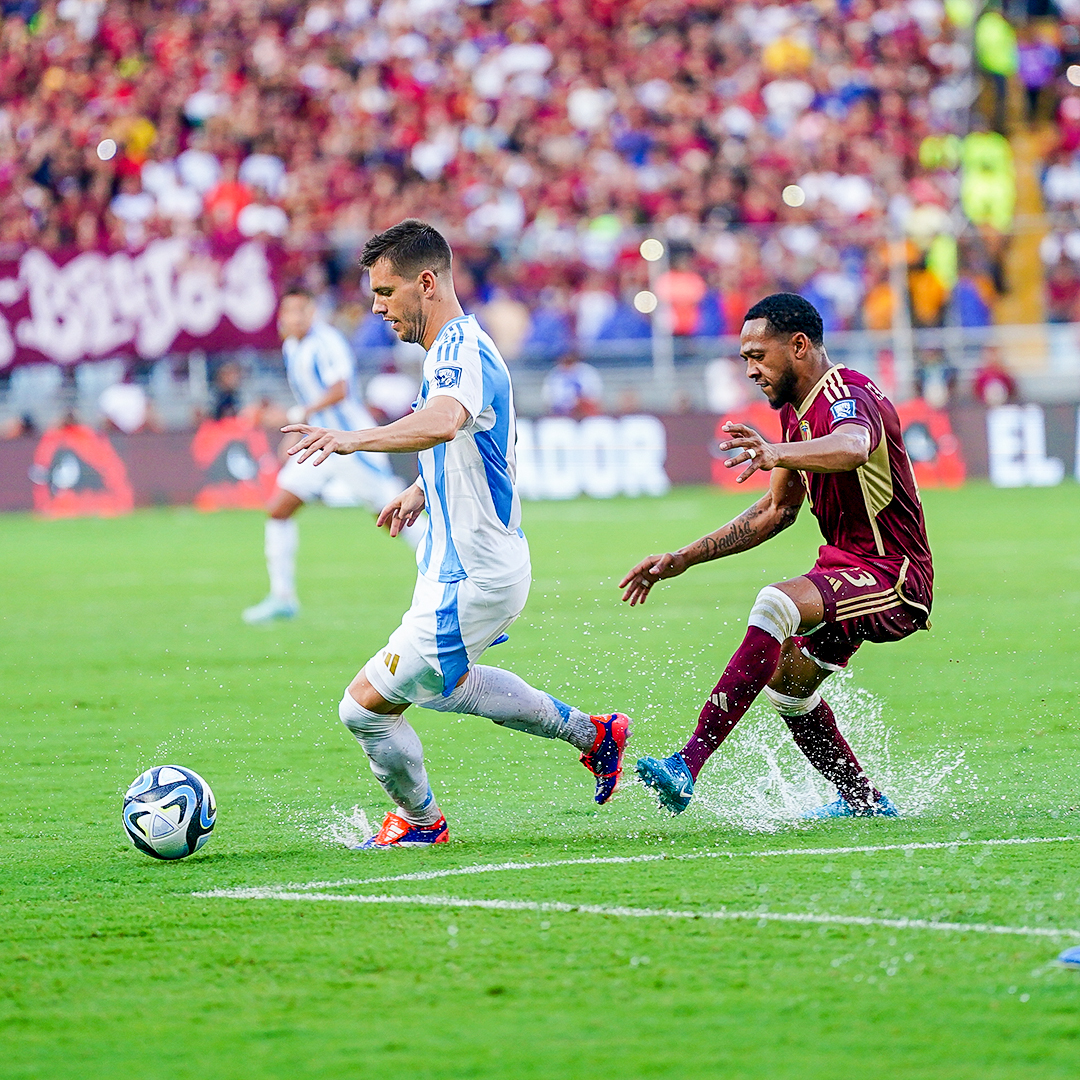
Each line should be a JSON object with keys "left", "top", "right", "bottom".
{"left": 779, "top": 365, "right": 933, "bottom": 617}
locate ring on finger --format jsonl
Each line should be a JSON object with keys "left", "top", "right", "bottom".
{"left": 747, "top": 448, "right": 757, "bottom": 460}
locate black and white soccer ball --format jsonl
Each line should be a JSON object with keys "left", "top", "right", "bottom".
{"left": 122, "top": 765, "right": 216, "bottom": 860}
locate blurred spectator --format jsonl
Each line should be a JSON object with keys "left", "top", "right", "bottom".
{"left": 478, "top": 275, "right": 532, "bottom": 361}
{"left": 542, "top": 352, "right": 604, "bottom": 419}
{"left": 960, "top": 128, "right": 1016, "bottom": 232}
{"left": 522, "top": 289, "right": 574, "bottom": 363}
{"left": 204, "top": 159, "right": 253, "bottom": 237}
{"left": 862, "top": 273, "right": 896, "bottom": 332}
{"left": 973, "top": 348, "right": 1019, "bottom": 405}
{"left": 909, "top": 256, "right": 950, "bottom": 328}
{"left": 1044, "top": 257, "right": 1080, "bottom": 321}
{"left": 949, "top": 272, "right": 994, "bottom": 327}
{"left": 211, "top": 361, "right": 244, "bottom": 421}
{"left": 656, "top": 253, "right": 707, "bottom": 336}
{"left": 975, "top": 5, "right": 1019, "bottom": 133}
{"left": 596, "top": 292, "right": 652, "bottom": 343}
{"left": 1018, "top": 24, "right": 1060, "bottom": 126}
{"left": 915, "top": 349, "right": 955, "bottom": 408}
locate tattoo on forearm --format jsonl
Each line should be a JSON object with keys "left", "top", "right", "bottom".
{"left": 695, "top": 502, "right": 798, "bottom": 561}
{"left": 698, "top": 507, "right": 761, "bottom": 559}
{"left": 763, "top": 504, "right": 800, "bottom": 540}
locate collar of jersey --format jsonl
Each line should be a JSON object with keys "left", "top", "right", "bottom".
{"left": 434, "top": 314, "right": 474, "bottom": 343}
{"left": 794, "top": 363, "right": 846, "bottom": 419}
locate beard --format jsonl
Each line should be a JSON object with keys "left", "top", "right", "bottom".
{"left": 394, "top": 301, "right": 424, "bottom": 344}
{"left": 767, "top": 366, "right": 800, "bottom": 409}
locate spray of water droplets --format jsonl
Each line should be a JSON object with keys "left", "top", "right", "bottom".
{"left": 693, "top": 671, "right": 976, "bottom": 833}
{"left": 289, "top": 804, "right": 374, "bottom": 848}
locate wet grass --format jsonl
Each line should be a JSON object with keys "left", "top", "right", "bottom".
{"left": 2, "top": 484, "right": 1078, "bottom": 1078}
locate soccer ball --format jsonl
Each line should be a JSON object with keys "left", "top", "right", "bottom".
{"left": 122, "top": 765, "right": 216, "bottom": 860}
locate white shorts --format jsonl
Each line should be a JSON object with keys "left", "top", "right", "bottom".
{"left": 364, "top": 572, "right": 531, "bottom": 705}
{"left": 277, "top": 451, "right": 402, "bottom": 512}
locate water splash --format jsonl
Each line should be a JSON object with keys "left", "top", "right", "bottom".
{"left": 291, "top": 804, "right": 374, "bottom": 848}
{"left": 693, "top": 672, "right": 976, "bottom": 833}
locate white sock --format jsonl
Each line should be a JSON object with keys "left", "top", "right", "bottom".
{"left": 265, "top": 518, "right": 298, "bottom": 603}
{"left": 423, "top": 665, "right": 597, "bottom": 752}
{"left": 338, "top": 692, "right": 442, "bottom": 826}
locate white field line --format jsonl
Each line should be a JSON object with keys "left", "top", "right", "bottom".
{"left": 189, "top": 888, "right": 1080, "bottom": 940}
{"left": 281, "top": 834, "right": 1080, "bottom": 892}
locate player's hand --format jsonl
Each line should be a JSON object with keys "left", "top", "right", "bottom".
{"left": 377, "top": 484, "right": 426, "bottom": 537}
{"left": 718, "top": 422, "right": 779, "bottom": 483}
{"left": 276, "top": 430, "right": 301, "bottom": 463}
{"left": 619, "top": 552, "right": 688, "bottom": 606}
{"left": 281, "top": 424, "right": 361, "bottom": 465}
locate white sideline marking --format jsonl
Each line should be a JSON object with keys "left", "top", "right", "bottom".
{"left": 190, "top": 888, "right": 1080, "bottom": 940}
{"left": 282, "top": 834, "right": 1080, "bottom": 892}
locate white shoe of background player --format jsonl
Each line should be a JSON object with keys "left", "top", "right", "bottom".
{"left": 242, "top": 595, "right": 300, "bottom": 624}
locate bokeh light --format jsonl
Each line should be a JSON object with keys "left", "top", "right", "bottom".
{"left": 633, "top": 290, "right": 658, "bottom": 314}
{"left": 1068, "top": 65, "right": 1080, "bottom": 87}
{"left": 639, "top": 238, "right": 665, "bottom": 262}
{"left": 96, "top": 139, "right": 117, "bottom": 161}
{"left": 782, "top": 184, "right": 806, "bottom": 208}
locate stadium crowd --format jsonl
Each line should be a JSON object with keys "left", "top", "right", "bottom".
{"left": 0, "top": 0, "right": 1074, "bottom": 363}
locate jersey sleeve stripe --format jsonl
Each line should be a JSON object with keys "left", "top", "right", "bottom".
{"left": 476, "top": 337, "right": 515, "bottom": 527}
{"left": 417, "top": 469, "right": 433, "bottom": 575}
{"left": 431, "top": 440, "right": 466, "bottom": 581}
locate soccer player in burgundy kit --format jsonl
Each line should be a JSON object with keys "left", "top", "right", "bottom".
{"left": 621, "top": 293, "right": 933, "bottom": 817}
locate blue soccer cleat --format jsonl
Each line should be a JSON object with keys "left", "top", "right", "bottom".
{"left": 356, "top": 811, "right": 449, "bottom": 848}
{"left": 1058, "top": 946, "right": 1080, "bottom": 968}
{"left": 635, "top": 752, "right": 694, "bottom": 815}
{"left": 803, "top": 791, "right": 900, "bottom": 819}
{"left": 242, "top": 595, "right": 299, "bottom": 624}
{"left": 580, "top": 713, "right": 631, "bottom": 804}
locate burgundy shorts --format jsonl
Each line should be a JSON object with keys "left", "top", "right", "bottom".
{"left": 793, "top": 547, "right": 928, "bottom": 671}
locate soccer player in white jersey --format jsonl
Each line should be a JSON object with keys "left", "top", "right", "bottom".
{"left": 283, "top": 219, "right": 630, "bottom": 847}
{"left": 242, "top": 286, "right": 421, "bottom": 624}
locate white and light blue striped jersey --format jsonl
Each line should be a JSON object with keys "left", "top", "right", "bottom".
{"left": 283, "top": 322, "right": 376, "bottom": 433}
{"left": 414, "top": 314, "right": 530, "bottom": 590}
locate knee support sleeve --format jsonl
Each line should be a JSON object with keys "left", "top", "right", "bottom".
{"left": 748, "top": 585, "right": 801, "bottom": 643}
{"left": 338, "top": 691, "right": 400, "bottom": 739}
{"left": 763, "top": 684, "right": 822, "bottom": 717}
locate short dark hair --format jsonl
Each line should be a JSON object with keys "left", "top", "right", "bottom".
{"left": 744, "top": 293, "right": 824, "bottom": 346}
{"left": 281, "top": 283, "right": 314, "bottom": 300}
{"left": 360, "top": 219, "right": 452, "bottom": 278}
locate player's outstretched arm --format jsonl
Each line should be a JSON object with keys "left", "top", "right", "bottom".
{"left": 282, "top": 397, "right": 469, "bottom": 465}
{"left": 377, "top": 483, "right": 426, "bottom": 537}
{"left": 619, "top": 467, "right": 805, "bottom": 606}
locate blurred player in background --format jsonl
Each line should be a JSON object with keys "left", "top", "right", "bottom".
{"left": 284, "top": 220, "right": 630, "bottom": 847}
{"left": 622, "top": 293, "right": 933, "bottom": 819}
{"left": 242, "top": 286, "right": 421, "bottom": 625}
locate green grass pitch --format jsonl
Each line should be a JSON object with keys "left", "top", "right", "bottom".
{"left": 2, "top": 483, "right": 1079, "bottom": 1079}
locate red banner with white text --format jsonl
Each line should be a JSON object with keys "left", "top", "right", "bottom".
{"left": 0, "top": 239, "right": 282, "bottom": 370}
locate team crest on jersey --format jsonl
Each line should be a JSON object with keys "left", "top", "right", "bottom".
{"left": 799, "top": 419, "right": 811, "bottom": 441}
{"left": 433, "top": 366, "right": 462, "bottom": 389}
{"left": 829, "top": 399, "right": 857, "bottom": 424}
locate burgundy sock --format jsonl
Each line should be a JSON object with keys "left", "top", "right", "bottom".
{"left": 784, "top": 699, "right": 878, "bottom": 808}
{"left": 680, "top": 626, "right": 782, "bottom": 779}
